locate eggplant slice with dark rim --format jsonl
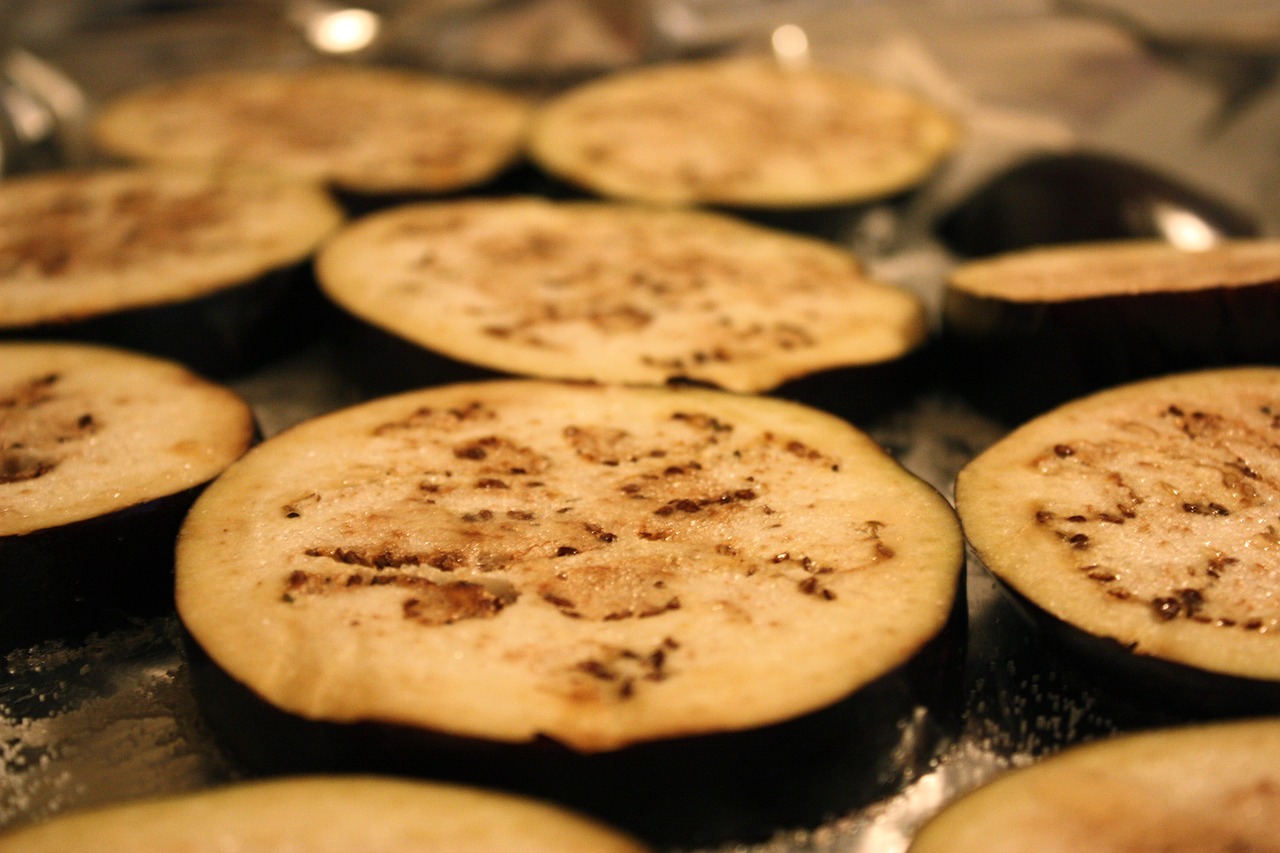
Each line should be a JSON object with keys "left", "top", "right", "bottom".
{"left": 956, "top": 367, "right": 1280, "bottom": 716}
{"left": 908, "top": 717, "right": 1280, "bottom": 853}
{"left": 314, "top": 196, "right": 928, "bottom": 408}
{"left": 90, "top": 65, "right": 533, "bottom": 209}
{"left": 0, "top": 341, "right": 256, "bottom": 645}
{"left": 0, "top": 775, "right": 652, "bottom": 853}
{"left": 175, "top": 379, "right": 965, "bottom": 846}
{"left": 526, "top": 56, "right": 960, "bottom": 210}
{"left": 0, "top": 165, "right": 344, "bottom": 376}
{"left": 942, "top": 238, "right": 1280, "bottom": 421}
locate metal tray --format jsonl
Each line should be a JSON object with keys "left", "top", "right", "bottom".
{"left": 3, "top": 3, "right": 1279, "bottom": 850}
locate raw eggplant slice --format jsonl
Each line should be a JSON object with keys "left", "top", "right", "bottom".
{"left": 527, "top": 57, "right": 959, "bottom": 209}
{"left": 0, "top": 775, "right": 651, "bottom": 852}
{"left": 0, "top": 342, "right": 256, "bottom": 644}
{"left": 955, "top": 368, "right": 1280, "bottom": 713}
{"left": 175, "top": 379, "right": 964, "bottom": 843}
{"left": 91, "top": 66, "right": 532, "bottom": 199}
{"left": 943, "top": 239, "right": 1280, "bottom": 419}
{"left": 315, "top": 197, "right": 927, "bottom": 393}
{"left": 0, "top": 166, "right": 343, "bottom": 375}
{"left": 908, "top": 718, "right": 1280, "bottom": 853}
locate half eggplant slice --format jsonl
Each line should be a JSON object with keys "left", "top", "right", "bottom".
{"left": 956, "top": 367, "right": 1280, "bottom": 714}
{"left": 0, "top": 165, "right": 343, "bottom": 376}
{"left": 908, "top": 718, "right": 1280, "bottom": 853}
{"left": 943, "top": 239, "right": 1280, "bottom": 420}
{"left": 0, "top": 342, "right": 256, "bottom": 644}
{"left": 0, "top": 775, "right": 651, "bottom": 853}
{"left": 175, "top": 379, "right": 965, "bottom": 844}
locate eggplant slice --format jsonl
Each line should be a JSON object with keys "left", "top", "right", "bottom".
{"left": 315, "top": 197, "right": 927, "bottom": 394}
{"left": 956, "top": 368, "right": 1280, "bottom": 713}
{"left": 176, "top": 379, "right": 964, "bottom": 843}
{"left": 908, "top": 718, "right": 1280, "bottom": 853}
{"left": 0, "top": 166, "right": 343, "bottom": 375}
{"left": 91, "top": 66, "right": 532, "bottom": 200}
{"left": 943, "top": 239, "right": 1280, "bottom": 419}
{"left": 0, "top": 341, "right": 256, "bottom": 644}
{"left": 527, "top": 57, "right": 959, "bottom": 209}
{"left": 0, "top": 775, "right": 651, "bottom": 852}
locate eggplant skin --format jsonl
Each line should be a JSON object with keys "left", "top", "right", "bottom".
{"left": 992, "top": 574, "right": 1280, "bottom": 718}
{"left": 1, "top": 482, "right": 208, "bottom": 648}
{"left": 0, "top": 775, "right": 653, "bottom": 853}
{"left": 907, "top": 718, "right": 1280, "bottom": 853}
{"left": 0, "top": 265, "right": 332, "bottom": 379}
{"left": 183, "top": 587, "right": 966, "bottom": 850}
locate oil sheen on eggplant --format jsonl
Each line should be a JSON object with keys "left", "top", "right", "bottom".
{"left": 0, "top": 342, "right": 256, "bottom": 646}
{"left": 175, "top": 379, "right": 965, "bottom": 846}
{"left": 955, "top": 368, "right": 1280, "bottom": 715}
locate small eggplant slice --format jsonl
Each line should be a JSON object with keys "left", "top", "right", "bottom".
{"left": 908, "top": 718, "right": 1280, "bottom": 853}
{"left": 0, "top": 775, "right": 652, "bottom": 852}
{"left": 91, "top": 66, "right": 532, "bottom": 201}
{"left": 315, "top": 197, "right": 927, "bottom": 394}
{"left": 955, "top": 367, "right": 1280, "bottom": 714}
{"left": 527, "top": 57, "right": 959, "bottom": 209}
{"left": 0, "top": 166, "right": 343, "bottom": 376}
{"left": 175, "top": 379, "right": 964, "bottom": 845}
{"left": 0, "top": 341, "right": 256, "bottom": 644}
{"left": 943, "top": 239, "right": 1280, "bottom": 420}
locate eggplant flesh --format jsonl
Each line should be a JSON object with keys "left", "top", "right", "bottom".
{"left": 0, "top": 775, "right": 652, "bottom": 853}
{"left": 174, "top": 378, "right": 966, "bottom": 847}
{"left": 908, "top": 718, "right": 1280, "bottom": 853}
{"left": 955, "top": 367, "right": 1280, "bottom": 714}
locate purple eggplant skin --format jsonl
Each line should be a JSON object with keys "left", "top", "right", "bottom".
{"left": 0, "top": 265, "right": 336, "bottom": 380}
{"left": 989, "top": 571, "right": 1280, "bottom": 720}
{"left": 181, "top": 579, "right": 966, "bottom": 850}
{"left": 941, "top": 280, "right": 1280, "bottom": 424}
{"left": 1, "top": 483, "right": 204, "bottom": 648}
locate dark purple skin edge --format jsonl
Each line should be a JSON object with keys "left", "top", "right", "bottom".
{"left": 986, "top": 567, "right": 1280, "bottom": 719}
{"left": 0, "top": 263, "right": 335, "bottom": 380}
{"left": 182, "top": 575, "right": 967, "bottom": 849}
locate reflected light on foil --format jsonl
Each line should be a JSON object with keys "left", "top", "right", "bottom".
{"left": 307, "top": 7, "right": 381, "bottom": 54}
{"left": 1152, "top": 200, "right": 1221, "bottom": 251}
{"left": 771, "top": 23, "right": 810, "bottom": 69}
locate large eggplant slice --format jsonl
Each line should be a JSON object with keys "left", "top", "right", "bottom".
{"left": 91, "top": 66, "right": 532, "bottom": 202}
{"left": 908, "top": 718, "right": 1280, "bottom": 853}
{"left": 0, "top": 342, "right": 256, "bottom": 644}
{"left": 315, "top": 197, "right": 927, "bottom": 394}
{"left": 527, "top": 57, "right": 959, "bottom": 209}
{"left": 0, "top": 775, "right": 651, "bottom": 852}
{"left": 943, "top": 239, "right": 1280, "bottom": 419}
{"left": 175, "top": 379, "right": 964, "bottom": 844}
{"left": 0, "top": 166, "right": 343, "bottom": 376}
{"left": 955, "top": 368, "right": 1280, "bottom": 714}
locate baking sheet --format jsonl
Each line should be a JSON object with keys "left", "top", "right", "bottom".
{"left": 3, "top": 2, "right": 1280, "bottom": 850}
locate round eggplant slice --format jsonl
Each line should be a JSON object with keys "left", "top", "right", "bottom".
{"left": 526, "top": 57, "right": 960, "bottom": 209}
{"left": 0, "top": 775, "right": 652, "bottom": 852}
{"left": 943, "top": 239, "right": 1280, "bottom": 420}
{"left": 91, "top": 66, "right": 532, "bottom": 201}
{"left": 0, "top": 166, "right": 343, "bottom": 376}
{"left": 908, "top": 717, "right": 1280, "bottom": 853}
{"left": 315, "top": 197, "right": 927, "bottom": 394}
{"left": 175, "top": 379, "right": 964, "bottom": 844}
{"left": 955, "top": 368, "right": 1280, "bottom": 714}
{"left": 0, "top": 342, "right": 256, "bottom": 645}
